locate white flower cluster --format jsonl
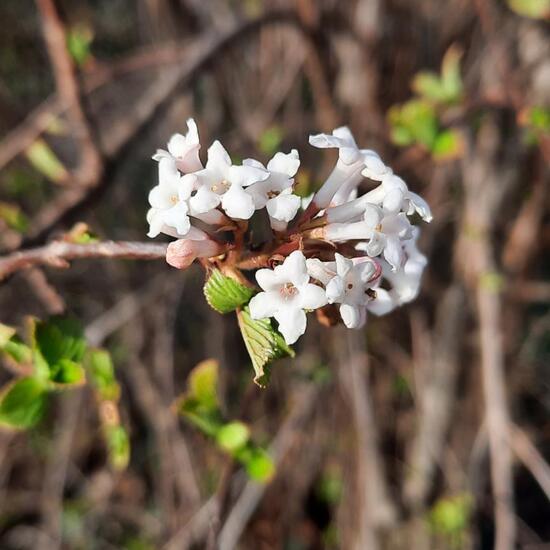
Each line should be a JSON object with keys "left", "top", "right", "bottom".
{"left": 147, "top": 122, "right": 431, "bottom": 345}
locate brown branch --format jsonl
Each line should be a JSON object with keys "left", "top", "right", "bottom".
{"left": 0, "top": 240, "right": 168, "bottom": 282}
{"left": 35, "top": 0, "right": 103, "bottom": 186}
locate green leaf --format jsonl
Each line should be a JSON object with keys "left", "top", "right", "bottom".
{"left": 412, "top": 72, "right": 448, "bottom": 103}
{"left": 104, "top": 424, "right": 130, "bottom": 470}
{"left": 387, "top": 100, "right": 438, "bottom": 149}
{"left": 258, "top": 126, "right": 284, "bottom": 156}
{"left": 25, "top": 139, "right": 69, "bottom": 184}
{"left": 0, "top": 202, "right": 29, "bottom": 233}
{"left": 0, "top": 377, "right": 48, "bottom": 429}
{"left": 216, "top": 421, "right": 250, "bottom": 452}
{"left": 507, "top": 0, "right": 550, "bottom": 18}
{"left": 236, "top": 306, "right": 295, "bottom": 387}
{"left": 66, "top": 24, "right": 93, "bottom": 67}
{"left": 204, "top": 269, "right": 256, "bottom": 314}
{"left": 440, "top": 46, "right": 463, "bottom": 103}
{"left": 34, "top": 317, "right": 87, "bottom": 368}
{"left": 49, "top": 359, "right": 86, "bottom": 388}
{"left": 431, "top": 129, "right": 464, "bottom": 161}
{"left": 243, "top": 448, "right": 275, "bottom": 482}
{"left": 176, "top": 360, "right": 222, "bottom": 437}
{"left": 429, "top": 493, "right": 472, "bottom": 536}
{"left": 86, "top": 349, "right": 120, "bottom": 402}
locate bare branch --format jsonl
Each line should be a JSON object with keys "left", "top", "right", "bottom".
{"left": 0, "top": 241, "right": 168, "bottom": 282}
{"left": 35, "top": 0, "right": 103, "bottom": 185}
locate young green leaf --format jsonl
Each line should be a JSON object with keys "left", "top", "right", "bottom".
{"left": 242, "top": 448, "right": 275, "bottom": 483}
{"left": 412, "top": 72, "right": 448, "bottom": 103}
{"left": 86, "top": 349, "right": 120, "bottom": 402}
{"left": 204, "top": 269, "right": 256, "bottom": 314}
{"left": 216, "top": 421, "right": 250, "bottom": 453}
{"left": 440, "top": 46, "right": 463, "bottom": 103}
{"left": 507, "top": 0, "right": 550, "bottom": 18}
{"left": 0, "top": 377, "right": 48, "bottom": 429}
{"left": 49, "top": 359, "right": 86, "bottom": 388}
{"left": 431, "top": 129, "right": 464, "bottom": 161}
{"left": 104, "top": 424, "right": 130, "bottom": 471}
{"left": 25, "top": 139, "right": 69, "bottom": 184}
{"left": 236, "top": 306, "right": 295, "bottom": 387}
{"left": 34, "top": 317, "right": 87, "bottom": 367}
{"left": 0, "top": 202, "right": 29, "bottom": 233}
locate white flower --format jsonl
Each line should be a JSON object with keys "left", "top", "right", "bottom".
{"left": 249, "top": 250, "right": 327, "bottom": 344}
{"left": 378, "top": 227, "right": 427, "bottom": 304}
{"left": 147, "top": 158, "right": 194, "bottom": 238}
{"left": 309, "top": 127, "right": 390, "bottom": 208}
{"left": 323, "top": 206, "right": 412, "bottom": 270}
{"left": 245, "top": 150, "right": 301, "bottom": 230}
{"left": 153, "top": 118, "right": 203, "bottom": 173}
{"left": 191, "top": 141, "right": 269, "bottom": 220}
{"left": 361, "top": 174, "right": 432, "bottom": 222}
{"left": 307, "top": 254, "right": 380, "bottom": 329}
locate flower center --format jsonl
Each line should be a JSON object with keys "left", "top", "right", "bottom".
{"left": 170, "top": 195, "right": 179, "bottom": 205}
{"left": 267, "top": 190, "right": 280, "bottom": 199}
{"left": 280, "top": 282, "right": 298, "bottom": 299}
{"left": 375, "top": 223, "right": 383, "bottom": 232}
{"left": 211, "top": 179, "right": 231, "bottom": 193}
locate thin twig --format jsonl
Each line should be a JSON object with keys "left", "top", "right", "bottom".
{"left": 0, "top": 241, "right": 168, "bottom": 282}
{"left": 35, "top": 0, "right": 103, "bottom": 185}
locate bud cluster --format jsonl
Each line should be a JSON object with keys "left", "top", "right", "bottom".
{"left": 147, "top": 121, "right": 431, "bottom": 345}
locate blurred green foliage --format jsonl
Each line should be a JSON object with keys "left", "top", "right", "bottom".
{"left": 429, "top": 493, "right": 472, "bottom": 548}
{"left": 388, "top": 46, "right": 465, "bottom": 161}
{"left": 176, "top": 359, "right": 275, "bottom": 482}
{"left": 507, "top": 0, "right": 550, "bottom": 18}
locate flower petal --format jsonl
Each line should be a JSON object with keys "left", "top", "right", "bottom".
{"left": 298, "top": 283, "right": 327, "bottom": 310}
{"left": 190, "top": 185, "right": 221, "bottom": 213}
{"left": 229, "top": 165, "right": 269, "bottom": 188}
{"left": 266, "top": 193, "right": 300, "bottom": 222}
{"left": 339, "top": 303, "right": 366, "bottom": 329}
{"left": 221, "top": 184, "right": 255, "bottom": 219}
{"left": 274, "top": 306, "right": 307, "bottom": 345}
{"left": 249, "top": 291, "right": 281, "bottom": 320}
{"left": 325, "top": 276, "right": 345, "bottom": 304}
{"left": 256, "top": 268, "right": 285, "bottom": 291}
{"left": 267, "top": 149, "right": 300, "bottom": 177}
{"left": 278, "top": 250, "right": 309, "bottom": 288}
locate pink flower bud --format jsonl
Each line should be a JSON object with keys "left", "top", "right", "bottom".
{"left": 166, "top": 237, "right": 224, "bottom": 270}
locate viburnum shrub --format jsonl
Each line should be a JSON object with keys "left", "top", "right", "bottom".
{"left": 147, "top": 121, "right": 432, "bottom": 386}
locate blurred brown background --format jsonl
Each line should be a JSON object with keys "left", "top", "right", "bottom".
{"left": 0, "top": 0, "right": 549, "bottom": 549}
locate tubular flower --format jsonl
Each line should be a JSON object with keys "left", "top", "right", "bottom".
{"left": 245, "top": 150, "right": 301, "bottom": 231}
{"left": 146, "top": 119, "right": 431, "bottom": 347}
{"left": 191, "top": 141, "right": 269, "bottom": 220}
{"left": 153, "top": 118, "right": 203, "bottom": 173}
{"left": 249, "top": 251, "right": 327, "bottom": 344}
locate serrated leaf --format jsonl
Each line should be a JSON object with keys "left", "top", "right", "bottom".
{"left": 86, "top": 349, "right": 120, "bottom": 402}
{"left": 25, "top": 139, "right": 69, "bottom": 184}
{"left": 0, "top": 377, "right": 48, "bottom": 429}
{"left": 0, "top": 202, "right": 29, "bottom": 233}
{"left": 237, "top": 306, "right": 294, "bottom": 387}
{"left": 216, "top": 421, "right": 250, "bottom": 452}
{"left": 432, "top": 129, "right": 464, "bottom": 161}
{"left": 204, "top": 269, "right": 256, "bottom": 314}
{"left": 104, "top": 424, "right": 130, "bottom": 470}
{"left": 507, "top": 0, "right": 550, "bottom": 18}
